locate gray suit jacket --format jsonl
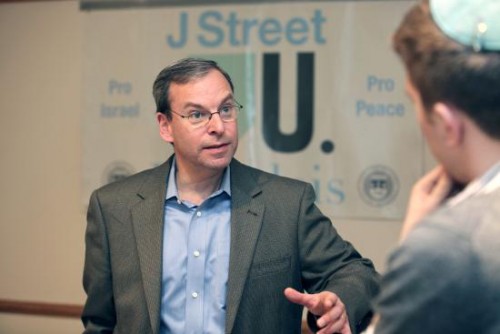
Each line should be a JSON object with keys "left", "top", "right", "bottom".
{"left": 82, "top": 157, "right": 379, "bottom": 333}
{"left": 374, "top": 188, "right": 500, "bottom": 334}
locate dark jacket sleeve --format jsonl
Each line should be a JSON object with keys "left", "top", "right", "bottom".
{"left": 298, "top": 184, "right": 380, "bottom": 333}
{"left": 81, "top": 190, "right": 116, "bottom": 333}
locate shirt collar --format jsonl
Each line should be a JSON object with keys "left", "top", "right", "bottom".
{"left": 166, "top": 158, "right": 231, "bottom": 201}
{"left": 447, "top": 161, "right": 500, "bottom": 206}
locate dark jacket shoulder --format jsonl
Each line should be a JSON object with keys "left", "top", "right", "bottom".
{"left": 231, "top": 159, "right": 309, "bottom": 190}
{"left": 92, "top": 159, "right": 171, "bottom": 204}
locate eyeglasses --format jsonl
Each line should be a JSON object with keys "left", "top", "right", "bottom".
{"left": 169, "top": 102, "right": 243, "bottom": 127}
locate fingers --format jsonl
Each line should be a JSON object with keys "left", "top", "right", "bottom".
{"left": 285, "top": 289, "right": 351, "bottom": 334}
{"left": 316, "top": 301, "right": 351, "bottom": 334}
{"left": 416, "top": 165, "right": 451, "bottom": 196}
{"left": 317, "top": 318, "right": 350, "bottom": 334}
{"left": 400, "top": 165, "right": 453, "bottom": 242}
{"left": 432, "top": 169, "right": 453, "bottom": 199}
{"left": 284, "top": 288, "right": 335, "bottom": 312}
{"left": 316, "top": 303, "right": 342, "bottom": 327}
{"left": 284, "top": 288, "right": 325, "bottom": 314}
{"left": 417, "top": 165, "right": 444, "bottom": 193}
{"left": 284, "top": 287, "right": 312, "bottom": 307}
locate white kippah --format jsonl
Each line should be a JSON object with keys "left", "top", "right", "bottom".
{"left": 430, "top": 0, "right": 500, "bottom": 51}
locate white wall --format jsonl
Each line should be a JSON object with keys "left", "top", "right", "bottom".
{"left": 0, "top": 1, "right": 407, "bottom": 332}
{"left": 0, "top": 1, "right": 84, "bottom": 332}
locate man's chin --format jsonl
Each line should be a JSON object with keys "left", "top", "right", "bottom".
{"left": 201, "top": 156, "right": 232, "bottom": 171}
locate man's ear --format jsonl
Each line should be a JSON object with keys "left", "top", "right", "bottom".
{"left": 157, "top": 112, "right": 174, "bottom": 143}
{"left": 432, "top": 102, "right": 464, "bottom": 147}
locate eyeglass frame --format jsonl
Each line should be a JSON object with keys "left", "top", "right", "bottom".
{"left": 167, "top": 101, "right": 243, "bottom": 127}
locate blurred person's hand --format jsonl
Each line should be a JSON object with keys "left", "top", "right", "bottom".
{"left": 400, "top": 165, "right": 452, "bottom": 242}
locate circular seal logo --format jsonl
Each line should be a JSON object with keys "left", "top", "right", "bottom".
{"left": 102, "top": 161, "right": 135, "bottom": 185}
{"left": 358, "top": 165, "right": 399, "bottom": 207}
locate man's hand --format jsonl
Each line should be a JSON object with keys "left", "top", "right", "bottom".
{"left": 284, "top": 287, "right": 351, "bottom": 334}
{"left": 400, "top": 165, "right": 452, "bottom": 242}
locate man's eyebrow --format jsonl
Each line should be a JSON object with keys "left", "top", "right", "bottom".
{"left": 219, "top": 94, "right": 235, "bottom": 104}
{"left": 182, "top": 102, "right": 205, "bottom": 110}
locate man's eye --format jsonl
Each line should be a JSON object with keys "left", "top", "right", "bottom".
{"left": 220, "top": 105, "right": 232, "bottom": 114}
{"left": 189, "top": 111, "right": 204, "bottom": 119}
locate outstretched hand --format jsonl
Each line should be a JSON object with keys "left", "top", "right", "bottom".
{"left": 284, "top": 287, "right": 351, "bottom": 334}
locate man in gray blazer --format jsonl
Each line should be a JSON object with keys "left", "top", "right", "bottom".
{"left": 82, "top": 58, "right": 379, "bottom": 334}
{"left": 369, "top": 0, "right": 500, "bottom": 333}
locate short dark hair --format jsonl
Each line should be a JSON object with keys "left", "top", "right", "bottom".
{"left": 393, "top": 0, "right": 500, "bottom": 139}
{"left": 152, "top": 57, "right": 235, "bottom": 119}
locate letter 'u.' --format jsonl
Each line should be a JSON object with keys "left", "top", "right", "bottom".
{"left": 262, "top": 53, "right": 314, "bottom": 153}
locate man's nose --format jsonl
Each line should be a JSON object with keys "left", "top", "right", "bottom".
{"left": 207, "top": 112, "right": 225, "bottom": 133}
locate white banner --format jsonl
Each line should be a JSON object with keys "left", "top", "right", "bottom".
{"left": 83, "top": 1, "right": 424, "bottom": 220}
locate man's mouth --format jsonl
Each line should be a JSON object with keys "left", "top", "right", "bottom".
{"left": 204, "top": 143, "right": 229, "bottom": 152}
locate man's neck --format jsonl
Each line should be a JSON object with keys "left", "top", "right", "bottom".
{"left": 175, "top": 168, "right": 224, "bottom": 206}
{"left": 462, "top": 129, "right": 500, "bottom": 181}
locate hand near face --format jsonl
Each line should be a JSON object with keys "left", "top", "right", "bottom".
{"left": 400, "top": 165, "right": 453, "bottom": 242}
{"left": 284, "top": 287, "right": 351, "bottom": 334}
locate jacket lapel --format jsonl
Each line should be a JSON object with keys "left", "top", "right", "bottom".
{"left": 225, "top": 160, "right": 265, "bottom": 333}
{"left": 131, "top": 158, "right": 172, "bottom": 334}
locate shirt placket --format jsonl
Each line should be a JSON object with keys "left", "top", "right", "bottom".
{"left": 185, "top": 206, "right": 206, "bottom": 334}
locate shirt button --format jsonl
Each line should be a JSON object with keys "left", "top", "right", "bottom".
{"left": 196, "top": 211, "right": 202, "bottom": 217}
{"left": 193, "top": 250, "right": 200, "bottom": 257}
{"left": 192, "top": 292, "right": 198, "bottom": 299}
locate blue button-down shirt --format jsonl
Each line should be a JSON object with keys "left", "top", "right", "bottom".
{"left": 160, "top": 159, "right": 231, "bottom": 334}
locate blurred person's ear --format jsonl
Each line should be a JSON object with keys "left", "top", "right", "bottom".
{"left": 431, "top": 102, "right": 465, "bottom": 147}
